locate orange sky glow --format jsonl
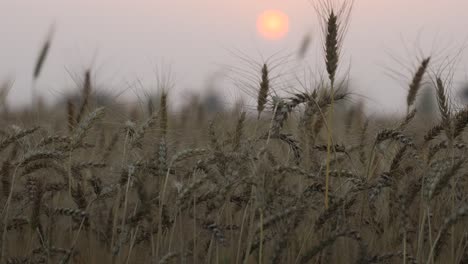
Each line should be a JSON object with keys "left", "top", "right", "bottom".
{"left": 257, "top": 10, "right": 289, "bottom": 40}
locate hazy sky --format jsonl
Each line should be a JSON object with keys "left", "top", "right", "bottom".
{"left": 1, "top": 0, "right": 468, "bottom": 114}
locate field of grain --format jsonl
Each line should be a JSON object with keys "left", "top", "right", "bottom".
{"left": 0, "top": 1, "right": 467, "bottom": 264}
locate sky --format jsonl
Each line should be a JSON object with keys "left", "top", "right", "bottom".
{"left": 1, "top": 0, "right": 468, "bottom": 114}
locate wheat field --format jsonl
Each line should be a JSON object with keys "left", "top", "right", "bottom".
{"left": 0, "top": 1, "right": 467, "bottom": 264}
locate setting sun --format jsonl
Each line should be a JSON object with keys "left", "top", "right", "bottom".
{"left": 257, "top": 10, "right": 289, "bottom": 40}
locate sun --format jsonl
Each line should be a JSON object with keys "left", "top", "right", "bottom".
{"left": 257, "top": 10, "right": 289, "bottom": 40}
